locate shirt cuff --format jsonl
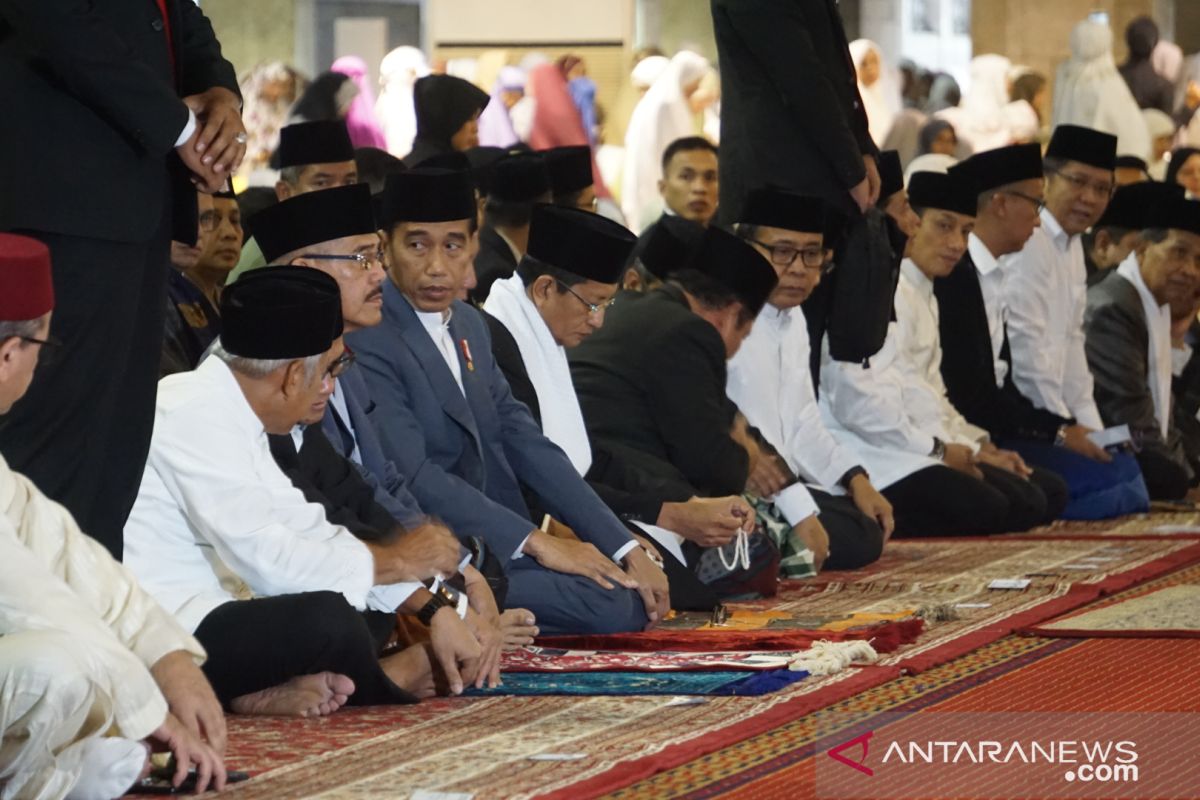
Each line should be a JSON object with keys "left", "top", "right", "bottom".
{"left": 775, "top": 483, "right": 820, "bottom": 527}
{"left": 365, "top": 581, "right": 423, "bottom": 612}
{"left": 174, "top": 109, "right": 197, "bottom": 148}
{"left": 511, "top": 531, "right": 534, "bottom": 561}
{"left": 612, "top": 540, "right": 639, "bottom": 563}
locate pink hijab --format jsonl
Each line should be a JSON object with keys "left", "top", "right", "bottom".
{"left": 331, "top": 55, "right": 387, "bottom": 149}
{"left": 527, "top": 63, "right": 610, "bottom": 198}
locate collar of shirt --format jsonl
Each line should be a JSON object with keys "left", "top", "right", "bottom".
{"left": 968, "top": 232, "right": 1003, "bottom": 276}
{"left": 1117, "top": 253, "right": 1170, "bottom": 319}
{"left": 412, "top": 300, "right": 453, "bottom": 336}
{"left": 763, "top": 302, "right": 794, "bottom": 329}
{"left": 900, "top": 258, "right": 935, "bottom": 301}
{"left": 495, "top": 228, "right": 524, "bottom": 263}
{"left": 1040, "top": 207, "right": 1073, "bottom": 252}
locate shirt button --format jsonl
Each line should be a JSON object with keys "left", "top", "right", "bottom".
{"left": 151, "top": 18, "right": 164, "bottom": 31}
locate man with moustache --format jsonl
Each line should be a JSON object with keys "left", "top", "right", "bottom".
{"left": 350, "top": 168, "right": 669, "bottom": 636}
{"left": 162, "top": 190, "right": 217, "bottom": 376}
{"left": 1085, "top": 196, "right": 1200, "bottom": 500}
{"left": 1000, "top": 126, "right": 1150, "bottom": 517}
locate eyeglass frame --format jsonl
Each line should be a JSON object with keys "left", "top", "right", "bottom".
{"left": 997, "top": 189, "right": 1047, "bottom": 214}
{"left": 1047, "top": 168, "right": 1115, "bottom": 199}
{"left": 323, "top": 350, "right": 356, "bottom": 381}
{"left": 294, "top": 248, "right": 386, "bottom": 271}
{"left": 744, "top": 237, "right": 829, "bottom": 272}
{"left": 554, "top": 279, "right": 617, "bottom": 314}
{"left": 16, "top": 334, "right": 63, "bottom": 365}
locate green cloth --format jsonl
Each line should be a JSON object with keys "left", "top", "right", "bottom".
{"left": 747, "top": 494, "right": 817, "bottom": 579}
{"left": 226, "top": 236, "right": 267, "bottom": 283}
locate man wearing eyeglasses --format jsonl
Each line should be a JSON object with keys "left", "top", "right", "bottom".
{"left": 1000, "top": 125, "right": 1152, "bottom": 519}
{"left": 126, "top": 265, "right": 466, "bottom": 719}
{"left": 728, "top": 187, "right": 889, "bottom": 565}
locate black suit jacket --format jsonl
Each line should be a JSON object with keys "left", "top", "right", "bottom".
{"left": 569, "top": 285, "right": 749, "bottom": 498}
{"left": 712, "top": 0, "right": 873, "bottom": 221}
{"left": 0, "top": 0, "right": 238, "bottom": 243}
{"left": 1084, "top": 271, "right": 1191, "bottom": 475}
{"left": 936, "top": 251, "right": 1071, "bottom": 442}
{"left": 470, "top": 225, "right": 519, "bottom": 304}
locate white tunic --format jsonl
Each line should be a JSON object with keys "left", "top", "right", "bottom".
{"left": 124, "top": 357, "right": 417, "bottom": 635}
{"left": 818, "top": 323, "right": 940, "bottom": 490}
{"left": 968, "top": 233, "right": 1011, "bottom": 388}
{"left": 894, "top": 259, "right": 990, "bottom": 451}
{"left": 1, "top": 454, "right": 203, "bottom": 798}
{"left": 1116, "top": 255, "right": 1173, "bottom": 439}
{"left": 1004, "top": 208, "right": 1105, "bottom": 428}
{"left": 726, "top": 304, "right": 833, "bottom": 525}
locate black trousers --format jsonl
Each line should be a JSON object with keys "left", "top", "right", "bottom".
{"left": 194, "top": 591, "right": 416, "bottom": 708}
{"left": 883, "top": 463, "right": 1054, "bottom": 538}
{"left": 810, "top": 488, "right": 885, "bottom": 570}
{"left": 0, "top": 223, "right": 171, "bottom": 560}
{"left": 1136, "top": 448, "right": 1191, "bottom": 501}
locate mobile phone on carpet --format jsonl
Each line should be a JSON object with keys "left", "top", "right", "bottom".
{"left": 128, "top": 767, "right": 249, "bottom": 794}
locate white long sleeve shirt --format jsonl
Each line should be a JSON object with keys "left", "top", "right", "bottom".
{"left": 1, "top": 455, "right": 203, "bottom": 743}
{"left": 818, "top": 324, "right": 940, "bottom": 489}
{"left": 1003, "top": 208, "right": 1104, "bottom": 428}
{"left": 1116, "top": 255, "right": 1173, "bottom": 438}
{"left": 124, "top": 357, "right": 417, "bottom": 634}
{"left": 894, "top": 259, "right": 990, "bottom": 451}
{"left": 968, "top": 233, "right": 1011, "bottom": 388}
{"left": 726, "top": 304, "right": 837, "bottom": 525}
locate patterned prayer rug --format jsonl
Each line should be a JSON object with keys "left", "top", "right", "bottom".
{"left": 500, "top": 646, "right": 797, "bottom": 672}
{"left": 463, "top": 668, "right": 809, "bottom": 696}
{"left": 1019, "top": 509, "right": 1200, "bottom": 539}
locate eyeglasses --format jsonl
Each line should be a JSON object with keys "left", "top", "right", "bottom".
{"left": 556, "top": 279, "right": 616, "bottom": 314}
{"left": 297, "top": 248, "right": 386, "bottom": 271}
{"left": 745, "top": 238, "right": 828, "bottom": 271}
{"left": 324, "top": 350, "right": 356, "bottom": 380}
{"left": 18, "top": 334, "right": 63, "bottom": 366}
{"left": 1049, "top": 169, "right": 1115, "bottom": 198}
{"left": 999, "top": 189, "right": 1046, "bottom": 214}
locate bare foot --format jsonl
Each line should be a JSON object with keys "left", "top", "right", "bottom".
{"left": 230, "top": 672, "right": 354, "bottom": 717}
{"left": 500, "top": 608, "right": 539, "bottom": 648}
{"left": 380, "top": 643, "right": 437, "bottom": 698}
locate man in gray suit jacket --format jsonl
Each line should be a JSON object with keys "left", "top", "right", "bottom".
{"left": 1085, "top": 196, "right": 1200, "bottom": 500}
{"left": 349, "top": 168, "right": 670, "bottom": 636}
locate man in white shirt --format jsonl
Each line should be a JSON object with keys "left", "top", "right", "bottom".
{"left": 819, "top": 169, "right": 1043, "bottom": 537}
{"left": 727, "top": 186, "right": 890, "bottom": 568}
{"left": 1086, "top": 196, "right": 1200, "bottom": 500}
{"left": 1, "top": 234, "right": 226, "bottom": 799}
{"left": 126, "top": 267, "right": 464, "bottom": 717}
{"left": 895, "top": 166, "right": 1067, "bottom": 529}
{"left": 352, "top": 168, "right": 670, "bottom": 636}
{"left": 1001, "top": 124, "right": 1151, "bottom": 518}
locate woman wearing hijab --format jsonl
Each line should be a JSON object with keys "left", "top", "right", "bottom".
{"left": 1166, "top": 147, "right": 1200, "bottom": 198}
{"left": 917, "top": 119, "right": 958, "bottom": 158}
{"left": 375, "top": 46, "right": 430, "bottom": 157}
{"left": 1052, "top": 18, "right": 1152, "bottom": 161}
{"left": 621, "top": 50, "right": 711, "bottom": 230}
{"left": 330, "top": 56, "right": 387, "bottom": 149}
{"left": 1119, "top": 16, "right": 1176, "bottom": 114}
{"left": 478, "top": 66, "right": 526, "bottom": 148}
{"left": 849, "top": 39, "right": 900, "bottom": 147}
{"left": 402, "top": 74, "right": 491, "bottom": 167}
{"left": 236, "top": 62, "right": 307, "bottom": 183}
{"left": 289, "top": 70, "right": 357, "bottom": 125}
{"left": 525, "top": 63, "right": 612, "bottom": 203}
{"left": 936, "top": 54, "right": 1012, "bottom": 154}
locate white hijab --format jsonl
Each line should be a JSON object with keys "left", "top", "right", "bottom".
{"left": 483, "top": 274, "right": 593, "bottom": 476}
{"left": 621, "top": 50, "right": 710, "bottom": 230}
{"left": 1052, "top": 19, "right": 1152, "bottom": 161}
{"left": 939, "top": 54, "right": 1013, "bottom": 153}
{"left": 376, "top": 46, "right": 430, "bottom": 157}
{"left": 849, "top": 39, "right": 900, "bottom": 148}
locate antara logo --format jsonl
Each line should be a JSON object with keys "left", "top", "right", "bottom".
{"left": 827, "top": 731, "right": 875, "bottom": 776}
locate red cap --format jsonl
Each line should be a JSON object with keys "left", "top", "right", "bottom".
{"left": 0, "top": 233, "right": 54, "bottom": 322}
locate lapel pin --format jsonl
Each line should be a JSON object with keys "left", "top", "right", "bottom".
{"left": 460, "top": 338, "right": 474, "bottom": 372}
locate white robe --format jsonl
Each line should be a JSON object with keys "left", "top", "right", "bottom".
{"left": 0, "top": 455, "right": 203, "bottom": 800}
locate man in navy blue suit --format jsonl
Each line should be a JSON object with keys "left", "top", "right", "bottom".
{"left": 349, "top": 168, "right": 670, "bottom": 636}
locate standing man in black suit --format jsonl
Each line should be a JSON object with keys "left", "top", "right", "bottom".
{"left": 711, "top": 0, "right": 880, "bottom": 222}
{"left": 0, "top": 0, "right": 244, "bottom": 559}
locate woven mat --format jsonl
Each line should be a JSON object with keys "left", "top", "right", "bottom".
{"left": 1018, "top": 509, "right": 1200, "bottom": 539}
{"left": 1024, "top": 583, "right": 1200, "bottom": 638}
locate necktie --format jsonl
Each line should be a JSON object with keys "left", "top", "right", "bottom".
{"left": 153, "top": 0, "right": 176, "bottom": 77}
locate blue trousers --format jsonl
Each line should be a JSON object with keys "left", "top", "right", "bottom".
{"left": 998, "top": 441, "right": 1149, "bottom": 520}
{"left": 505, "top": 557, "right": 649, "bottom": 636}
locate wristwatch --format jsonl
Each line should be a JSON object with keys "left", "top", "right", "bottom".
{"left": 929, "top": 437, "right": 946, "bottom": 460}
{"left": 838, "top": 466, "right": 869, "bottom": 490}
{"left": 1054, "top": 424, "right": 1069, "bottom": 447}
{"left": 416, "top": 592, "right": 452, "bottom": 626}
